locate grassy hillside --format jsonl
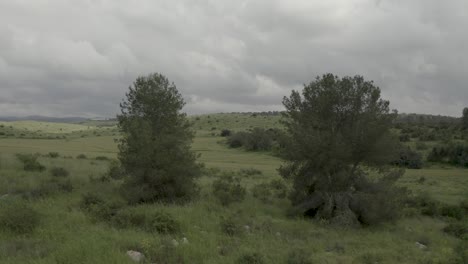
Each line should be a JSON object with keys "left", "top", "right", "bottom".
{"left": 0, "top": 114, "right": 466, "bottom": 263}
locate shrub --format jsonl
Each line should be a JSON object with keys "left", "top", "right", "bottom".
{"left": 220, "top": 129, "right": 232, "bottom": 137}
{"left": 48, "top": 152, "right": 59, "bottom": 158}
{"left": 0, "top": 199, "right": 40, "bottom": 234}
{"left": 113, "top": 207, "right": 180, "bottom": 234}
{"left": 392, "top": 147, "right": 423, "bottom": 169}
{"left": 286, "top": 249, "right": 312, "bottom": 264}
{"left": 239, "top": 168, "right": 262, "bottom": 177}
{"left": 220, "top": 216, "right": 241, "bottom": 236}
{"left": 439, "top": 205, "right": 465, "bottom": 220}
{"left": 76, "top": 154, "right": 87, "bottom": 159}
{"left": 107, "top": 160, "right": 125, "bottom": 180}
{"left": 227, "top": 131, "right": 249, "bottom": 148}
{"left": 212, "top": 175, "right": 246, "bottom": 206}
{"left": 16, "top": 154, "right": 46, "bottom": 172}
{"left": 237, "top": 252, "right": 264, "bottom": 264}
{"left": 251, "top": 183, "right": 272, "bottom": 202}
{"left": 95, "top": 156, "right": 109, "bottom": 161}
{"left": 50, "top": 167, "right": 69, "bottom": 177}
{"left": 27, "top": 178, "right": 73, "bottom": 198}
{"left": 443, "top": 222, "right": 468, "bottom": 238}
{"left": 79, "top": 192, "right": 124, "bottom": 222}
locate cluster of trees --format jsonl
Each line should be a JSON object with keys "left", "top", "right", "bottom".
{"left": 427, "top": 143, "right": 468, "bottom": 167}
{"left": 114, "top": 72, "right": 467, "bottom": 227}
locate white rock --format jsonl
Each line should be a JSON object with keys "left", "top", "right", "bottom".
{"left": 171, "top": 239, "right": 179, "bottom": 247}
{"left": 126, "top": 250, "right": 144, "bottom": 262}
{"left": 182, "top": 237, "right": 189, "bottom": 244}
{"left": 415, "top": 242, "right": 427, "bottom": 250}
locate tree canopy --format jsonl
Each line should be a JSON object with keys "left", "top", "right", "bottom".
{"left": 117, "top": 73, "right": 201, "bottom": 203}
{"left": 280, "top": 73, "right": 404, "bottom": 226}
{"left": 462, "top": 107, "right": 468, "bottom": 130}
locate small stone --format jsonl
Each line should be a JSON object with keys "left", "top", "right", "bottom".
{"left": 126, "top": 250, "right": 144, "bottom": 262}
{"left": 415, "top": 242, "right": 427, "bottom": 250}
{"left": 171, "top": 239, "right": 179, "bottom": 247}
{"left": 182, "top": 237, "right": 189, "bottom": 244}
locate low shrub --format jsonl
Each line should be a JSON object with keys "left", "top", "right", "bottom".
{"left": 79, "top": 192, "right": 124, "bottom": 222}
{"left": 27, "top": 178, "right": 73, "bottom": 198}
{"left": 286, "top": 249, "right": 312, "bottom": 264}
{"left": 239, "top": 168, "right": 262, "bottom": 177}
{"left": 212, "top": 175, "right": 246, "bottom": 206}
{"left": 220, "top": 216, "right": 242, "bottom": 236}
{"left": 95, "top": 156, "right": 109, "bottom": 161}
{"left": 439, "top": 205, "right": 465, "bottom": 220}
{"left": 48, "top": 152, "right": 59, "bottom": 158}
{"left": 220, "top": 129, "right": 232, "bottom": 137}
{"left": 443, "top": 222, "right": 468, "bottom": 239}
{"left": 16, "top": 154, "right": 46, "bottom": 172}
{"left": 76, "top": 154, "right": 87, "bottom": 159}
{"left": 392, "top": 147, "right": 423, "bottom": 169}
{"left": 50, "top": 167, "right": 69, "bottom": 177}
{"left": 113, "top": 208, "right": 180, "bottom": 234}
{"left": 237, "top": 252, "right": 265, "bottom": 264}
{"left": 251, "top": 183, "right": 272, "bottom": 202}
{"left": 0, "top": 199, "right": 40, "bottom": 234}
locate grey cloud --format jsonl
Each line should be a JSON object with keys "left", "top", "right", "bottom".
{"left": 0, "top": 0, "right": 467, "bottom": 117}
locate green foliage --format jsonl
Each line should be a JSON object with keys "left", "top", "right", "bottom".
{"left": 462, "top": 107, "right": 468, "bottom": 130}
{"left": 113, "top": 207, "right": 180, "bottom": 234}
{"left": 16, "top": 153, "right": 46, "bottom": 172}
{"left": 212, "top": 175, "right": 246, "bottom": 206}
{"left": 107, "top": 159, "right": 125, "bottom": 180}
{"left": 286, "top": 249, "right": 312, "bottom": 264}
{"left": 427, "top": 143, "right": 468, "bottom": 167}
{"left": 76, "top": 154, "right": 87, "bottom": 159}
{"left": 118, "top": 73, "right": 201, "bottom": 203}
{"left": 48, "top": 152, "right": 59, "bottom": 158}
{"left": 79, "top": 192, "right": 125, "bottom": 222}
{"left": 239, "top": 167, "right": 263, "bottom": 177}
{"left": 227, "top": 128, "right": 275, "bottom": 151}
{"left": 220, "top": 216, "right": 243, "bottom": 236}
{"left": 392, "top": 147, "right": 423, "bottom": 169}
{"left": 443, "top": 222, "right": 468, "bottom": 239}
{"left": 0, "top": 199, "right": 40, "bottom": 234}
{"left": 220, "top": 129, "right": 232, "bottom": 137}
{"left": 95, "top": 156, "right": 109, "bottom": 161}
{"left": 280, "top": 74, "right": 403, "bottom": 225}
{"left": 50, "top": 167, "right": 69, "bottom": 177}
{"left": 251, "top": 179, "right": 288, "bottom": 202}
{"left": 237, "top": 252, "right": 265, "bottom": 264}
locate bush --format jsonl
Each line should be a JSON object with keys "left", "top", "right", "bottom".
{"left": 227, "top": 131, "right": 249, "bottom": 148}
{"left": 113, "top": 208, "right": 180, "bottom": 234}
{"left": 220, "top": 216, "right": 242, "bottom": 236}
{"left": 27, "top": 178, "right": 73, "bottom": 198}
{"left": 252, "top": 179, "right": 288, "bottom": 203}
{"left": 107, "top": 160, "right": 125, "bottom": 180}
{"left": 439, "top": 205, "right": 465, "bottom": 220}
{"left": 239, "top": 168, "right": 262, "bottom": 177}
{"left": 237, "top": 253, "right": 265, "bottom": 264}
{"left": 286, "top": 249, "right": 312, "bottom": 264}
{"left": 443, "top": 222, "right": 468, "bottom": 238}
{"left": 0, "top": 199, "right": 40, "bottom": 234}
{"left": 212, "top": 175, "right": 246, "bottom": 206}
{"left": 251, "top": 183, "right": 272, "bottom": 202}
{"left": 220, "top": 129, "right": 232, "bottom": 137}
{"left": 50, "top": 167, "right": 69, "bottom": 177}
{"left": 48, "top": 152, "right": 59, "bottom": 158}
{"left": 95, "top": 156, "right": 109, "bottom": 161}
{"left": 16, "top": 154, "right": 46, "bottom": 172}
{"left": 392, "top": 147, "right": 423, "bottom": 169}
{"left": 80, "top": 192, "right": 124, "bottom": 222}
{"left": 76, "top": 154, "right": 87, "bottom": 159}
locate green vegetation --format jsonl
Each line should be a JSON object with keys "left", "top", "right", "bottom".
{"left": 0, "top": 77, "right": 467, "bottom": 262}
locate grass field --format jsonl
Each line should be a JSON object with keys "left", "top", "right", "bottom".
{"left": 0, "top": 114, "right": 467, "bottom": 263}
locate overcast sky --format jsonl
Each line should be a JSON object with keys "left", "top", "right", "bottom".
{"left": 0, "top": 0, "right": 467, "bottom": 117}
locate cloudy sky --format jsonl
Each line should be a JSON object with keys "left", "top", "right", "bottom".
{"left": 0, "top": 0, "right": 467, "bottom": 117}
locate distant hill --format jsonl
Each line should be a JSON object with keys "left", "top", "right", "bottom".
{"left": 0, "top": 116, "right": 88, "bottom": 123}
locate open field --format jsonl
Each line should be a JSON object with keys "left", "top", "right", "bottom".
{"left": 0, "top": 115, "right": 467, "bottom": 263}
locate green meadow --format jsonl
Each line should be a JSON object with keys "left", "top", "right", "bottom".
{"left": 0, "top": 114, "right": 467, "bottom": 263}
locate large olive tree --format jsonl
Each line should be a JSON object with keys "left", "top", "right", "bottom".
{"left": 118, "top": 73, "right": 201, "bottom": 203}
{"left": 280, "top": 73, "right": 404, "bottom": 226}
